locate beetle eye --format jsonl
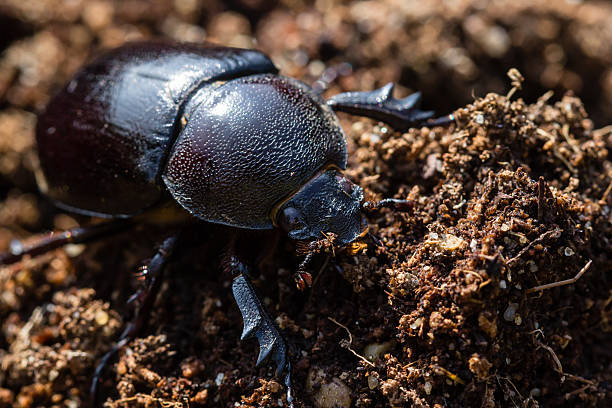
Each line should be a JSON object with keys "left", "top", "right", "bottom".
{"left": 335, "top": 174, "right": 354, "bottom": 195}
{"left": 279, "top": 207, "right": 305, "bottom": 232}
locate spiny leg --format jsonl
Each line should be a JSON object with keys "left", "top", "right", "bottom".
{"left": 228, "top": 254, "right": 293, "bottom": 407}
{"left": 0, "top": 220, "right": 134, "bottom": 265}
{"left": 90, "top": 233, "right": 180, "bottom": 404}
{"left": 327, "top": 82, "right": 455, "bottom": 131}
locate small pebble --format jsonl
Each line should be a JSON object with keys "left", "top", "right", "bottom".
{"left": 306, "top": 367, "right": 352, "bottom": 408}
{"left": 94, "top": 310, "right": 109, "bottom": 326}
{"left": 410, "top": 317, "right": 423, "bottom": 330}
{"left": 363, "top": 341, "right": 395, "bottom": 361}
{"left": 368, "top": 375, "right": 379, "bottom": 390}
{"left": 193, "top": 389, "right": 208, "bottom": 404}
{"left": 504, "top": 303, "right": 519, "bottom": 321}
{"left": 215, "top": 372, "right": 224, "bottom": 386}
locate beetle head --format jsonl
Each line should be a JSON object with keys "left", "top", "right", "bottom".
{"left": 274, "top": 167, "right": 366, "bottom": 246}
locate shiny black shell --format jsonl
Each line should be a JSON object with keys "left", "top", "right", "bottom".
{"left": 36, "top": 42, "right": 348, "bottom": 228}
{"left": 163, "top": 74, "right": 347, "bottom": 228}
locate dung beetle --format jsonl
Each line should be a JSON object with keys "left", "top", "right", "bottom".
{"left": 0, "top": 41, "right": 453, "bottom": 406}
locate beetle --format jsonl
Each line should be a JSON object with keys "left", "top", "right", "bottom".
{"left": 0, "top": 41, "right": 453, "bottom": 406}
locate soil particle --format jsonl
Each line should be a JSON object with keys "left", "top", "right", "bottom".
{"left": 1, "top": 288, "right": 121, "bottom": 407}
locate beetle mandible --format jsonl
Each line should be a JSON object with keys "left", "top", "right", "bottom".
{"left": 1, "top": 41, "right": 453, "bottom": 406}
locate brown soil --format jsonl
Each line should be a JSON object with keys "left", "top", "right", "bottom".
{"left": 1, "top": 1, "right": 611, "bottom": 407}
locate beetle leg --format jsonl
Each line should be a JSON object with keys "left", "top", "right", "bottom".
{"left": 295, "top": 250, "right": 315, "bottom": 290}
{"left": 91, "top": 234, "right": 179, "bottom": 404}
{"left": 229, "top": 255, "right": 294, "bottom": 407}
{"left": 326, "top": 82, "right": 455, "bottom": 131}
{"left": 0, "top": 219, "right": 133, "bottom": 265}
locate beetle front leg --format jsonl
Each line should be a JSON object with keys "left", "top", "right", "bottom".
{"left": 327, "top": 82, "right": 454, "bottom": 131}
{"left": 91, "top": 233, "right": 180, "bottom": 404}
{"left": 228, "top": 254, "right": 294, "bottom": 407}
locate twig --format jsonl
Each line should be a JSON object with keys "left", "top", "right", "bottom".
{"left": 600, "top": 179, "right": 612, "bottom": 204}
{"left": 561, "top": 124, "right": 580, "bottom": 155}
{"left": 538, "top": 177, "right": 545, "bottom": 221}
{"left": 565, "top": 373, "right": 596, "bottom": 385}
{"left": 592, "top": 124, "right": 612, "bottom": 138}
{"left": 327, "top": 317, "right": 375, "bottom": 367}
{"left": 536, "top": 128, "right": 577, "bottom": 174}
{"left": 507, "top": 229, "right": 561, "bottom": 266}
{"left": 535, "top": 340, "right": 564, "bottom": 375}
{"left": 526, "top": 260, "right": 592, "bottom": 294}
{"left": 307, "top": 255, "right": 330, "bottom": 305}
{"left": 506, "top": 68, "right": 524, "bottom": 100}
{"left": 564, "top": 384, "right": 590, "bottom": 399}
{"left": 535, "top": 90, "right": 554, "bottom": 108}
{"left": 496, "top": 376, "right": 523, "bottom": 408}
{"left": 535, "top": 338, "right": 598, "bottom": 394}
{"left": 310, "top": 255, "right": 330, "bottom": 289}
{"left": 554, "top": 150, "right": 578, "bottom": 174}
{"left": 432, "top": 365, "right": 466, "bottom": 385}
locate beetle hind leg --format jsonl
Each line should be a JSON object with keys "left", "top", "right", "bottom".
{"left": 229, "top": 255, "right": 294, "bottom": 406}
{"left": 90, "top": 233, "right": 179, "bottom": 404}
{"left": 327, "top": 82, "right": 454, "bottom": 131}
{"left": 0, "top": 220, "right": 133, "bottom": 265}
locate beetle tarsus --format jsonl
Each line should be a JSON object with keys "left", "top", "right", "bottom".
{"left": 91, "top": 234, "right": 179, "bottom": 405}
{"left": 295, "top": 270, "right": 312, "bottom": 290}
{"left": 327, "top": 82, "right": 454, "bottom": 131}
{"left": 231, "top": 261, "right": 293, "bottom": 406}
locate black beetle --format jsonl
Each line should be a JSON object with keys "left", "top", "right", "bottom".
{"left": 1, "top": 41, "right": 453, "bottom": 406}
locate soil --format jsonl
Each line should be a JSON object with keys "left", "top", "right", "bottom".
{"left": 0, "top": 1, "right": 611, "bottom": 407}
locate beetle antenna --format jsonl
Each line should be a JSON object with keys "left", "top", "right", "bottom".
{"left": 362, "top": 198, "right": 413, "bottom": 213}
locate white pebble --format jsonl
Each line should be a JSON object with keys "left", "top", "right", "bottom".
{"left": 215, "top": 372, "right": 224, "bottom": 386}
{"left": 504, "top": 303, "right": 519, "bottom": 321}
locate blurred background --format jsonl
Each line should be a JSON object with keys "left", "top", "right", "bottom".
{"left": 2, "top": 0, "right": 612, "bottom": 194}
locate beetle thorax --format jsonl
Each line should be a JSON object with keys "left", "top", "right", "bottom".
{"left": 162, "top": 74, "right": 348, "bottom": 229}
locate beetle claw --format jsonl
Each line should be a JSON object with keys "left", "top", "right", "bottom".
{"left": 327, "top": 82, "right": 453, "bottom": 131}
